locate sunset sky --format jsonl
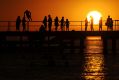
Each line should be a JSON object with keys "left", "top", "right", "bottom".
{"left": 0, "top": 0, "right": 119, "bottom": 21}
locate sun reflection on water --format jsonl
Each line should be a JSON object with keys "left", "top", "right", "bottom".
{"left": 82, "top": 36, "right": 105, "bottom": 80}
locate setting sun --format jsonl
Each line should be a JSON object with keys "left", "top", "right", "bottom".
{"left": 87, "top": 11, "right": 102, "bottom": 25}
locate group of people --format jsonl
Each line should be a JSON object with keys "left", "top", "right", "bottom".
{"left": 85, "top": 16, "right": 94, "bottom": 31}
{"left": 85, "top": 15, "right": 113, "bottom": 31}
{"left": 105, "top": 15, "right": 113, "bottom": 30}
{"left": 16, "top": 9, "right": 32, "bottom": 31}
{"left": 40, "top": 15, "right": 70, "bottom": 32}
{"left": 16, "top": 9, "right": 113, "bottom": 32}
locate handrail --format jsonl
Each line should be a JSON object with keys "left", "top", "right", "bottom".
{"left": 0, "top": 20, "right": 119, "bottom": 31}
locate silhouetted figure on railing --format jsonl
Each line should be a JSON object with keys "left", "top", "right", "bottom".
{"left": 43, "top": 16, "right": 47, "bottom": 30}
{"left": 105, "top": 15, "right": 113, "bottom": 31}
{"left": 16, "top": 16, "right": 21, "bottom": 31}
{"left": 99, "top": 17, "right": 102, "bottom": 31}
{"left": 60, "top": 17, "right": 65, "bottom": 31}
{"left": 66, "top": 19, "right": 70, "bottom": 31}
{"left": 48, "top": 15, "right": 52, "bottom": 32}
{"left": 54, "top": 16, "right": 59, "bottom": 31}
{"left": 22, "top": 16, "right": 26, "bottom": 31}
{"left": 85, "top": 17, "right": 88, "bottom": 31}
{"left": 24, "top": 9, "right": 32, "bottom": 21}
{"left": 90, "top": 16, "right": 94, "bottom": 31}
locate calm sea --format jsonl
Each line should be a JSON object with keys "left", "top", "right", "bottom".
{"left": 81, "top": 36, "right": 119, "bottom": 80}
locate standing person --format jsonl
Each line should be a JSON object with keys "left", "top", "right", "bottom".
{"left": 24, "top": 9, "right": 32, "bottom": 21}
{"left": 43, "top": 16, "right": 47, "bottom": 30}
{"left": 99, "top": 17, "right": 102, "bottom": 31}
{"left": 85, "top": 17, "right": 88, "bottom": 31}
{"left": 90, "top": 16, "right": 94, "bottom": 31}
{"left": 105, "top": 15, "right": 113, "bottom": 31}
{"left": 54, "top": 16, "right": 59, "bottom": 31}
{"left": 22, "top": 16, "right": 26, "bottom": 31}
{"left": 60, "top": 17, "right": 65, "bottom": 31}
{"left": 110, "top": 18, "right": 113, "bottom": 30}
{"left": 66, "top": 19, "right": 70, "bottom": 31}
{"left": 16, "top": 16, "right": 21, "bottom": 31}
{"left": 48, "top": 15, "right": 52, "bottom": 32}
{"left": 105, "top": 15, "right": 110, "bottom": 31}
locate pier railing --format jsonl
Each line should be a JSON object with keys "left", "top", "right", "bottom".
{"left": 0, "top": 20, "right": 119, "bottom": 31}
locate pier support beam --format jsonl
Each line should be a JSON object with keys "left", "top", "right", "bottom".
{"left": 103, "top": 37, "right": 108, "bottom": 54}
{"left": 112, "top": 38, "right": 116, "bottom": 54}
{"left": 80, "top": 37, "right": 85, "bottom": 53}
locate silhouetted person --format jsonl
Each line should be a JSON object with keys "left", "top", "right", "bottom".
{"left": 60, "top": 17, "right": 65, "bottom": 31}
{"left": 99, "top": 17, "right": 102, "bottom": 31}
{"left": 43, "top": 16, "right": 47, "bottom": 30}
{"left": 48, "top": 15, "right": 52, "bottom": 32}
{"left": 24, "top": 9, "right": 32, "bottom": 21}
{"left": 66, "top": 19, "right": 70, "bottom": 31}
{"left": 54, "top": 16, "right": 59, "bottom": 31}
{"left": 39, "top": 25, "right": 45, "bottom": 32}
{"left": 90, "top": 16, "right": 94, "bottom": 31}
{"left": 85, "top": 17, "right": 88, "bottom": 31}
{"left": 22, "top": 16, "right": 26, "bottom": 31}
{"left": 106, "top": 15, "right": 110, "bottom": 30}
{"left": 110, "top": 18, "right": 113, "bottom": 30}
{"left": 16, "top": 16, "right": 21, "bottom": 31}
{"left": 106, "top": 15, "right": 113, "bottom": 31}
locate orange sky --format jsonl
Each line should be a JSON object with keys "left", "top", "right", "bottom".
{"left": 0, "top": 0, "right": 119, "bottom": 21}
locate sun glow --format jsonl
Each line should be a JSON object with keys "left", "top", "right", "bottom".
{"left": 87, "top": 11, "right": 102, "bottom": 24}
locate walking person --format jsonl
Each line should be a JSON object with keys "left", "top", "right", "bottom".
{"left": 16, "top": 16, "right": 21, "bottom": 31}
{"left": 43, "top": 16, "right": 47, "bottom": 30}
{"left": 48, "top": 15, "right": 52, "bottom": 32}
{"left": 54, "top": 16, "right": 59, "bottom": 31}
{"left": 99, "top": 17, "right": 102, "bottom": 31}
{"left": 22, "top": 16, "right": 26, "bottom": 31}
{"left": 66, "top": 19, "right": 70, "bottom": 31}
{"left": 85, "top": 17, "right": 88, "bottom": 31}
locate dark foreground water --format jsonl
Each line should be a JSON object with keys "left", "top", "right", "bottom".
{"left": 82, "top": 36, "right": 119, "bottom": 80}
{"left": 0, "top": 36, "right": 119, "bottom": 80}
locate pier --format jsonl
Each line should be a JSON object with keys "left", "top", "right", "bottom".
{"left": 0, "top": 31, "right": 118, "bottom": 53}
{"left": 0, "top": 21, "right": 119, "bottom": 80}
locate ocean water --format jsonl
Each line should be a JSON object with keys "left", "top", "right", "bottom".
{"left": 82, "top": 36, "right": 105, "bottom": 79}
{"left": 0, "top": 34, "right": 119, "bottom": 79}
{"left": 81, "top": 36, "right": 119, "bottom": 80}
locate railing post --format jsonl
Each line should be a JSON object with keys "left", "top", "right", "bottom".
{"left": 8, "top": 21, "right": 10, "bottom": 31}
{"left": 81, "top": 21, "right": 82, "bottom": 31}
{"left": 27, "top": 21, "right": 29, "bottom": 31}
{"left": 115, "top": 20, "right": 116, "bottom": 31}
{"left": 116, "top": 20, "right": 119, "bottom": 31}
